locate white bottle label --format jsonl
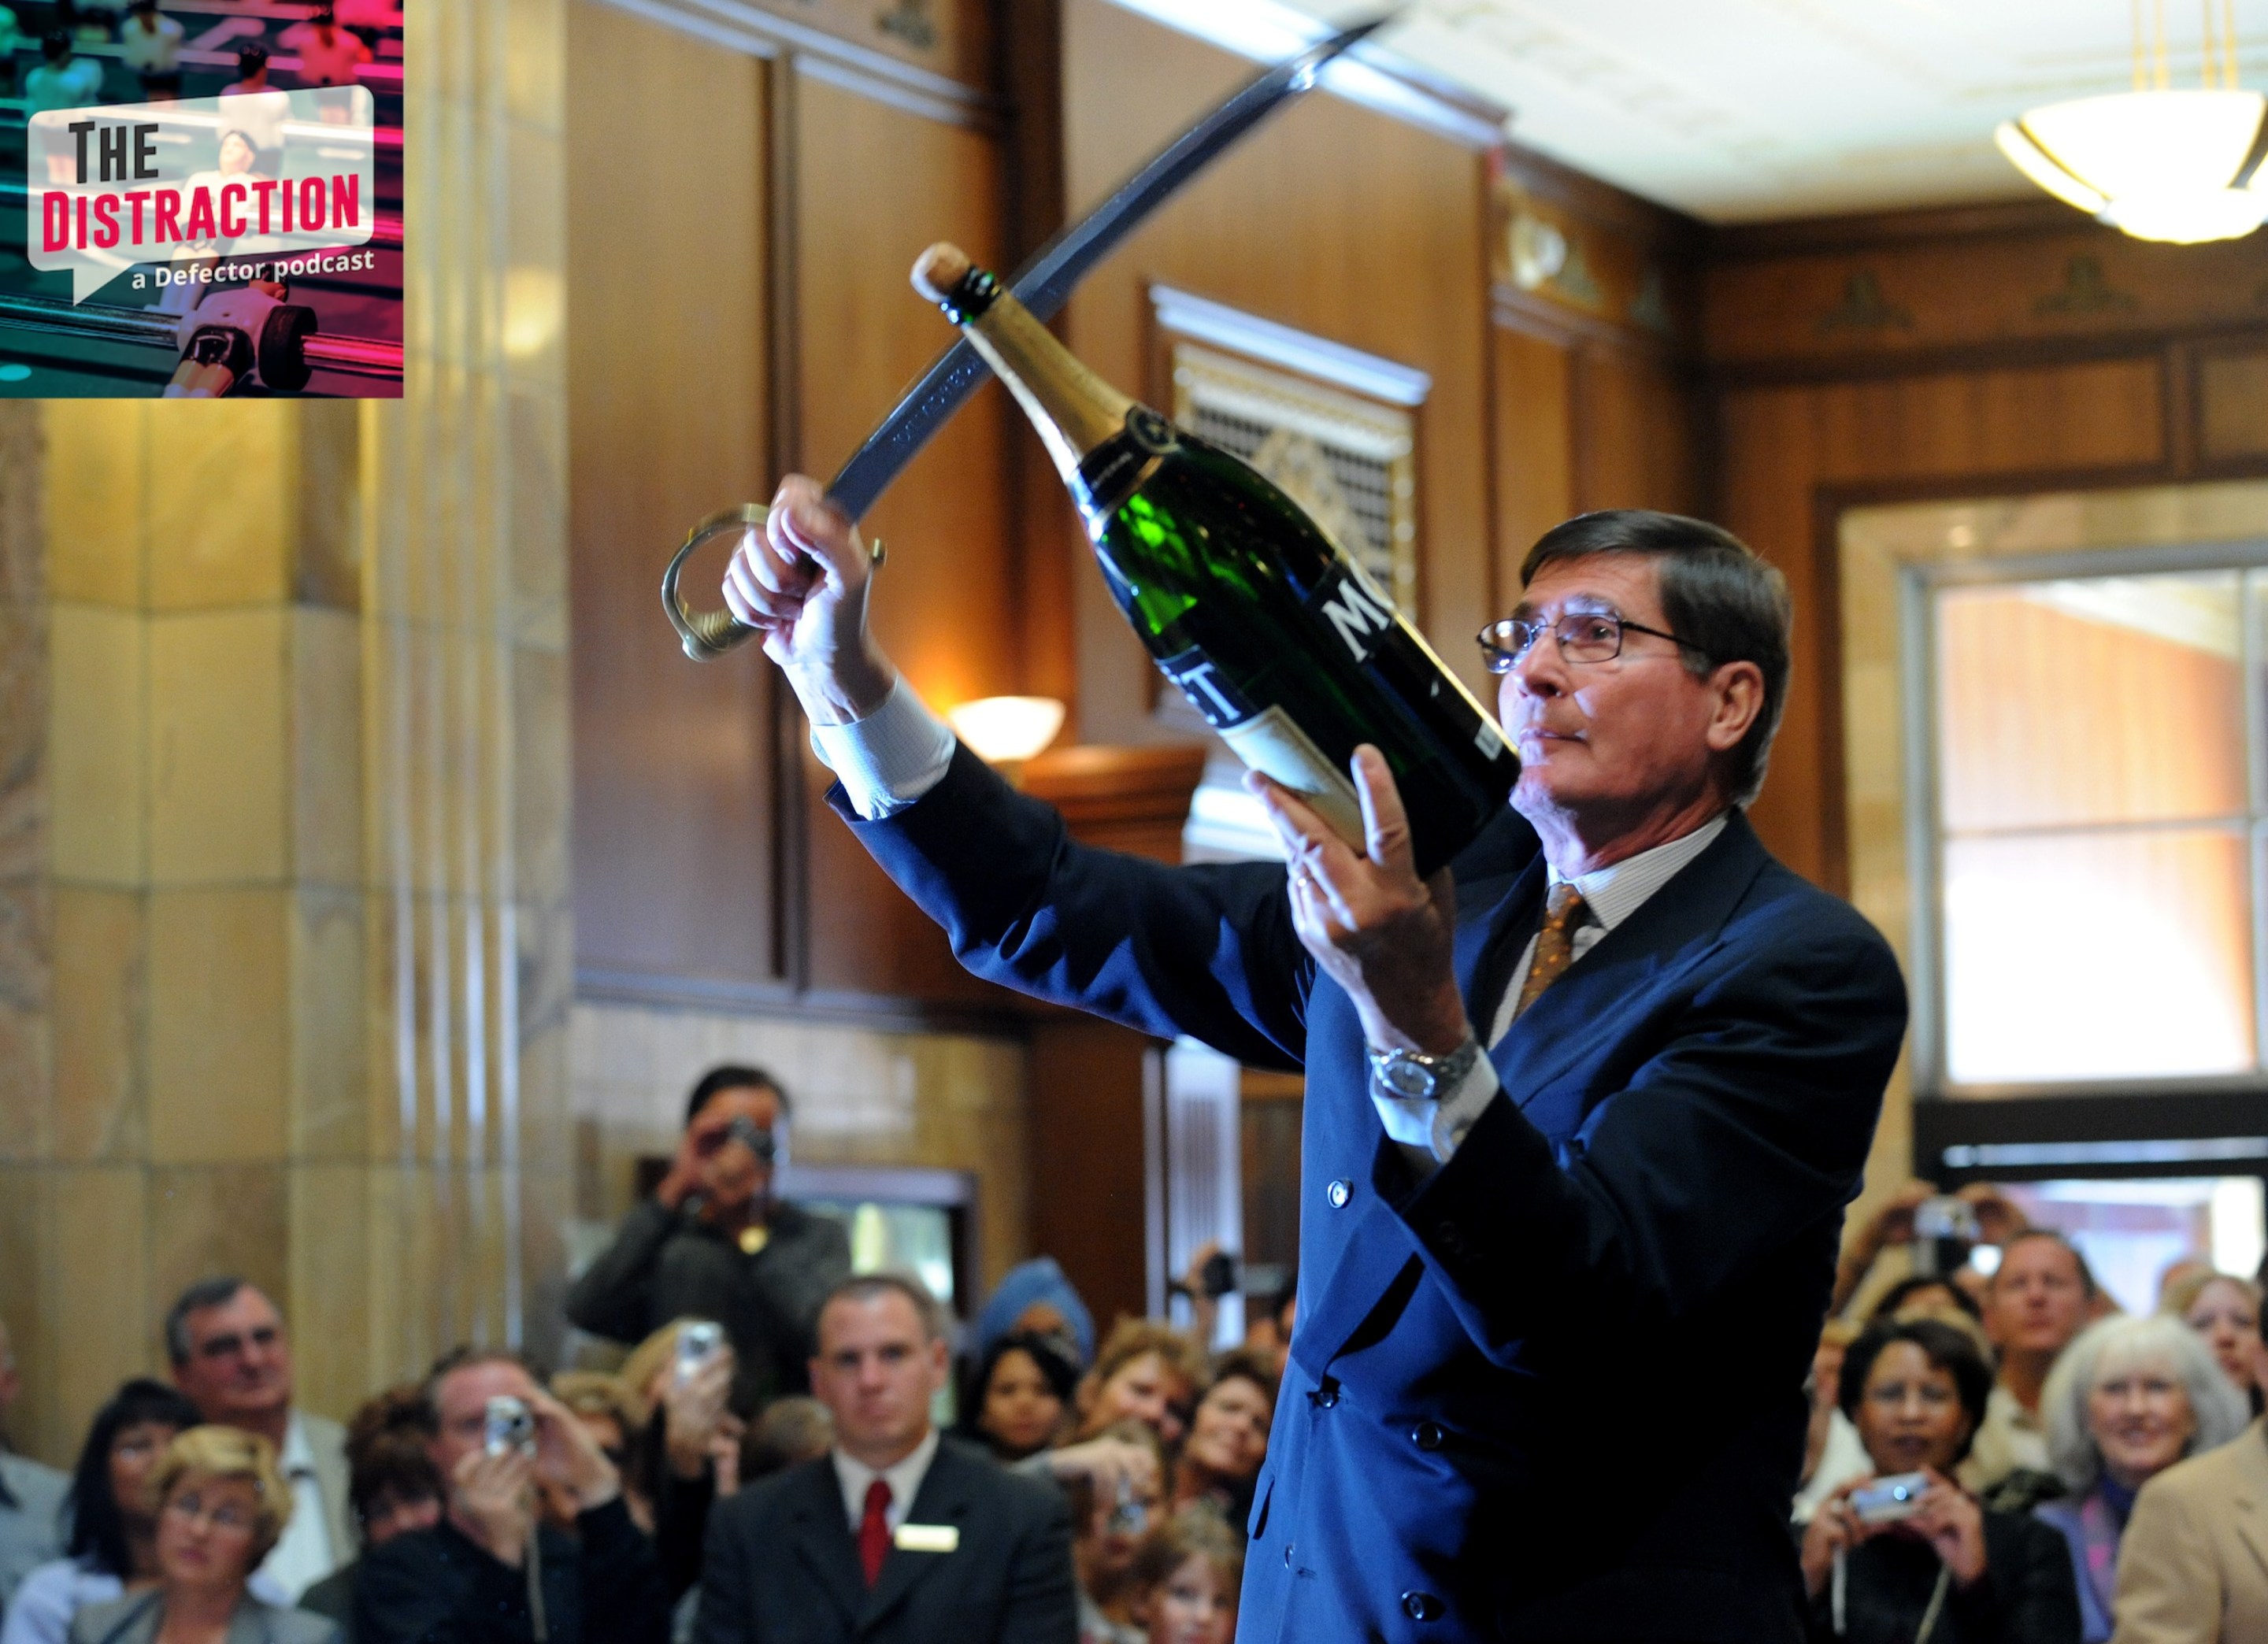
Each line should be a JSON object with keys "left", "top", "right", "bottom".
{"left": 1219, "top": 704, "right": 1365, "bottom": 846}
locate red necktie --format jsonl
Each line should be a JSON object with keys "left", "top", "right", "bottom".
{"left": 858, "top": 1477, "right": 891, "bottom": 1587}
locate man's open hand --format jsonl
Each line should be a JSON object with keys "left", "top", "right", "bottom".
{"left": 1248, "top": 746, "right": 1469, "bottom": 1056}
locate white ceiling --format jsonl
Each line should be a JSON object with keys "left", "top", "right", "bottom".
{"left": 1195, "top": 0, "right": 2264, "bottom": 221}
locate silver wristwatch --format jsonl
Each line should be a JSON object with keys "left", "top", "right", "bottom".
{"left": 1367, "top": 1036, "right": 1482, "bottom": 1102}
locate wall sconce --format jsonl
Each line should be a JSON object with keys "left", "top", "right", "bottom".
{"left": 946, "top": 695, "right": 1067, "bottom": 768}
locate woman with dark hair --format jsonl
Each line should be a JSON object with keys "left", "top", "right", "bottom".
{"left": 1799, "top": 1319, "right": 2079, "bottom": 1644}
{"left": 0, "top": 1381, "right": 278, "bottom": 1644}
{"left": 295, "top": 1388, "right": 444, "bottom": 1644}
{"left": 1167, "top": 1356, "right": 1273, "bottom": 1527}
{"left": 959, "top": 1331, "right": 1079, "bottom": 1462}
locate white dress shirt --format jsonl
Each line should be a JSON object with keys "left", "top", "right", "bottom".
{"left": 813, "top": 681, "right": 1729, "bottom": 1170}
{"left": 830, "top": 1427, "right": 940, "bottom": 1535}
{"left": 252, "top": 1410, "right": 335, "bottom": 1602}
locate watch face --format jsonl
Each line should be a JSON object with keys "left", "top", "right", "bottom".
{"left": 1379, "top": 1059, "right": 1438, "bottom": 1099}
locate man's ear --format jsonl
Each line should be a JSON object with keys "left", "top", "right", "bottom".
{"left": 1703, "top": 660, "right": 1766, "bottom": 754}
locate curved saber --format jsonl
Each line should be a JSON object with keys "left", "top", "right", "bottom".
{"left": 664, "top": 12, "right": 1395, "bottom": 660}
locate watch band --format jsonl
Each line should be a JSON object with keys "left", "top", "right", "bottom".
{"left": 1368, "top": 1036, "right": 1482, "bottom": 1102}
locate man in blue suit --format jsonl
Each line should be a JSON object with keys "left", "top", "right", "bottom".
{"left": 723, "top": 481, "right": 1907, "bottom": 1643}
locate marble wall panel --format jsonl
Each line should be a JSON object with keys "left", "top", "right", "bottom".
{"left": 146, "top": 405, "right": 291, "bottom": 611}
{"left": 288, "top": 1163, "right": 370, "bottom": 1420}
{"left": 147, "top": 888, "right": 288, "bottom": 1163}
{"left": 0, "top": 404, "right": 41, "bottom": 606}
{"left": 294, "top": 403, "right": 361, "bottom": 614}
{"left": 0, "top": 885, "right": 50, "bottom": 1161}
{"left": 292, "top": 608, "right": 363, "bottom": 887}
{"left": 52, "top": 887, "right": 143, "bottom": 1162}
{"left": 148, "top": 609, "right": 288, "bottom": 885}
{"left": 43, "top": 402, "right": 141, "bottom": 608}
{"left": 47, "top": 603, "right": 145, "bottom": 886}
{"left": 291, "top": 886, "right": 366, "bottom": 1159}
{"left": 146, "top": 1162, "right": 287, "bottom": 1333}
{"left": 0, "top": 603, "right": 46, "bottom": 883}
{"left": 47, "top": 1166, "right": 145, "bottom": 1452}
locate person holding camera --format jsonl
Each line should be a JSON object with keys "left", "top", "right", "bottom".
{"left": 354, "top": 1350, "right": 668, "bottom": 1644}
{"left": 565, "top": 1066, "right": 851, "bottom": 1414}
{"left": 1800, "top": 1319, "right": 2078, "bottom": 1644}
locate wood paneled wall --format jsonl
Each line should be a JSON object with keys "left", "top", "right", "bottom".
{"left": 1704, "top": 202, "right": 2268, "bottom": 890}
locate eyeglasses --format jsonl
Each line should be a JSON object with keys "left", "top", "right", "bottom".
{"left": 1477, "top": 613, "right": 1707, "bottom": 673}
{"left": 165, "top": 1491, "right": 257, "bottom": 1535}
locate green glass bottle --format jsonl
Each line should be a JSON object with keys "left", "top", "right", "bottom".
{"left": 914, "top": 243, "right": 1518, "bottom": 876}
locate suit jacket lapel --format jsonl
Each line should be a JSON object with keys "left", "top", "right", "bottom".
{"left": 859, "top": 1442, "right": 975, "bottom": 1632}
{"left": 784, "top": 1459, "right": 868, "bottom": 1634}
{"left": 1488, "top": 813, "right": 1771, "bottom": 1127}
{"left": 1455, "top": 857, "right": 1545, "bottom": 1034}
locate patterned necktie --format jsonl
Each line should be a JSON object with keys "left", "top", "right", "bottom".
{"left": 858, "top": 1477, "right": 892, "bottom": 1587}
{"left": 1512, "top": 883, "right": 1588, "bottom": 1020}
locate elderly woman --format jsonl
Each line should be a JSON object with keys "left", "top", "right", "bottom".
{"left": 2033, "top": 1313, "right": 2250, "bottom": 1642}
{"left": 66, "top": 1425, "right": 335, "bottom": 1644}
{"left": 2162, "top": 1268, "right": 2263, "bottom": 1414}
{"left": 1800, "top": 1319, "right": 2078, "bottom": 1644}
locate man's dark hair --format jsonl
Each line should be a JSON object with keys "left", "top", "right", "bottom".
{"left": 817, "top": 1273, "right": 945, "bottom": 1345}
{"left": 684, "top": 1063, "right": 790, "bottom": 1127}
{"left": 1992, "top": 1227, "right": 2099, "bottom": 1300}
{"left": 1520, "top": 510, "right": 1792, "bottom": 807}
{"left": 1836, "top": 1317, "right": 1994, "bottom": 1464}
{"left": 1869, "top": 1274, "right": 1984, "bottom": 1325}
{"left": 420, "top": 1346, "right": 542, "bottom": 1418}
{"left": 237, "top": 44, "right": 268, "bottom": 68}
{"left": 42, "top": 30, "right": 71, "bottom": 60}
{"left": 163, "top": 1276, "right": 261, "bottom": 1366}
{"left": 65, "top": 1378, "right": 204, "bottom": 1577}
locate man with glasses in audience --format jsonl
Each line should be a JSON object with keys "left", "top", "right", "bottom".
{"left": 567, "top": 1066, "right": 850, "bottom": 1413}
{"left": 165, "top": 1278, "right": 350, "bottom": 1605}
{"left": 724, "top": 485, "right": 1907, "bottom": 1643}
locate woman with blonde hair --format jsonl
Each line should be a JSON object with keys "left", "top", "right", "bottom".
{"left": 2161, "top": 1268, "right": 2264, "bottom": 1414}
{"left": 2033, "top": 1313, "right": 2250, "bottom": 1642}
{"left": 67, "top": 1425, "right": 336, "bottom": 1643}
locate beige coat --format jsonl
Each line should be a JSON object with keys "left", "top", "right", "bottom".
{"left": 2111, "top": 1416, "right": 2268, "bottom": 1644}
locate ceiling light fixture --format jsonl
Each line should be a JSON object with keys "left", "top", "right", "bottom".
{"left": 1996, "top": 0, "right": 2268, "bottom": 243}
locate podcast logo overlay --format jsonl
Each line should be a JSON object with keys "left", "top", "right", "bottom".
{"left": 29, "top": 88, "right": 376, "bottom": 305}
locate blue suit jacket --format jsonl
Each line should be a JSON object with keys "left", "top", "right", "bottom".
{"left": 840, "top": 746, "right": 1907, "bottom": 1643}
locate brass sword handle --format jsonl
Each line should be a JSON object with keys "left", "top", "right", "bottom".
{"left": 662, "top": 503, "right": 884, "bottom": 661}
{"left": 662, "top": 504, "right": 767, "bottom": 660}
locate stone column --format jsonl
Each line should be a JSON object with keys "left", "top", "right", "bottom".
{"left": 0, "top": 0, "right": 571, "bottom": 1462}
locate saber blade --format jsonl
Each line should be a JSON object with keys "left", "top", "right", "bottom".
{"left": 665, "top": 13, "right": 1395, "bottom": 659}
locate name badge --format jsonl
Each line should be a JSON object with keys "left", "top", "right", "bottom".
{"left": 894, "top": 1523, "right": 958, "bottom": 1553}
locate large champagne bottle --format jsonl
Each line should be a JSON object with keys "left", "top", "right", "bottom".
{"left": 913, "top": 244, "right": 1518, "bottom": 876}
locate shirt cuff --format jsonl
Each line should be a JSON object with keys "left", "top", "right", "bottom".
{"left": 809, "top": 677, "right": 956, "bottom": 820}
{"left": 1367, "top": 1056, "right": 1499, "bottom": 1177}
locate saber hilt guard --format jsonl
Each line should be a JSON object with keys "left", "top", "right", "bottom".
{"left": 662, "top": 502, "right": 882, "bottom": 662}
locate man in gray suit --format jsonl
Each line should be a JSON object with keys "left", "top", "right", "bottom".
{"left": 0, "top": 1311, "right": 69, "bottom": 1624}
{"left": 165, "top": 1279, "right": 350, "bottom": 1603}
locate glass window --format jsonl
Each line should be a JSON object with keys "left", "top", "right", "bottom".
{"left": 1930, "top": 569, "right": 2266, "bottom": 1087}
{"left": 1992, "top": 1176, "right": 2267, "bottom": 1316}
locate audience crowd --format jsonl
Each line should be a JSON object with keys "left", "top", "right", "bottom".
{"left": 0, "top": 1068, "right": 2262, "bottom": 1643}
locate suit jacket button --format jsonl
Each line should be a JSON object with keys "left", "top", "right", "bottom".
{"left": 1310, "top": 1378, "right": 1340, "bottom": 1409}
{"left": 1434, "top": 1220, "right": 1463, "bottom": 1256}
{"left": 1326, "top": 1177, "right": 1351, "bottom": 1209}
{"left": 1412, "top": 1421, "right": 1443, "bottom": 1451}
{"left": 1402, "top": 1591, "right": 1443, "bottom": 1621}
{"left": 1283, "top": 1542, "right": 1295, "bottom": 1568}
